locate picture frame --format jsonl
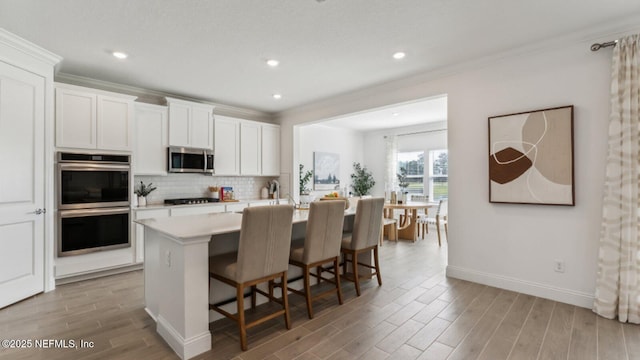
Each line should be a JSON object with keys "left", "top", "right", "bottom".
{"left": 313, "top": 152, "right": 340, "bottom": 190}
{"left": 488, "top": 105, "right": 574, "bottom": 205}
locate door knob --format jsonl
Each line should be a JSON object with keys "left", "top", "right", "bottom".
{"left": 35, "top": 208, "right": 46, "bottom": 215}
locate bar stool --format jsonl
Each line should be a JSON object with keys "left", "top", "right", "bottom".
{"left": 208, "top": 205, "right": 294, "bottom": 351}
{"left": 288, "top": 200, "right": 346, "bottom": 319}
{"left": 341, "top": 197, "right": 385, "bottom": 296}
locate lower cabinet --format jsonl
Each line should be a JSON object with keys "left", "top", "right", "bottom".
{"left": 133, "top": 208, "right": 171, "bottom": 263}
{"left": 132, "top": 203, "right": 247, "bottom": 263}
{"left": 170, "top": 204, "right": 226, "bottom": 217}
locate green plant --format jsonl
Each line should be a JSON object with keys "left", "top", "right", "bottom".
{"left": 134, "top": 181, "right": 157, "bottom": 197}
{"left": 397, "top": 167, "right": 409, "bottom": 190}
{"left": 350, "top": 162, "right": 375, "bottom": 196}
{"left": 299, "top": 164, "right": 313, "bottom": 195}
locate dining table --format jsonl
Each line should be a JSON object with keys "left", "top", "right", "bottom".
{"left": 383, "top": 201, "right": 438, "bottom": 242}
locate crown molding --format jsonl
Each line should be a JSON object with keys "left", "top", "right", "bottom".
{"left": 0, "top": 28, "right": 62, "bottom": 66}
{"left": 55, "top": 72, "right": 275, "bottom": 123}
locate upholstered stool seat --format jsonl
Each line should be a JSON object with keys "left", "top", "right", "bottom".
{"left": 208, "top": 204, "right": 294, "bottom": 351}
{"left": 286, "top": 200, "right": 346, "bottom": 319}
{"left": 340, "top": 197, "right": 385, "bottom": 296}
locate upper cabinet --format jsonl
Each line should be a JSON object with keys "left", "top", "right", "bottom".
{"left": 240, "top": 121, "right": 262, "bottom": 176}
{"left": 134, "top": 103, "right": 168, "bottom": 175}
{"left": 55, "top": 83, "right": 135, "bottom": 151}
{"left": 214, "top": 115, "right": 280, "bottom": 176}
{"left": 214, "top": 115, "right": 240, "bottom": 175}
{"left": 261, "top": 124, "right": 280, "bottom": 176}
{"left": 166, "top": 97, "right": 214, "bottom": 149}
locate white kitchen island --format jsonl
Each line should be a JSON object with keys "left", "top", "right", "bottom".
{"left": 136, "top": 209, "right": 357, "bottom": 359}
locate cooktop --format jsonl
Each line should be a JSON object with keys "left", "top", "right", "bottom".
{"left": 164, "top": 197, "right": 219, "bottom": 205}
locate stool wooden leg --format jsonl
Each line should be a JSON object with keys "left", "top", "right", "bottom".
{"left": 374, "top": 247, "right": 382, "bottom": 286}
{"left": 303, "top": 266, "right": 313, "bottom": 319}
{"left": 282, "top": 272, "right": 291, "bottom": 329}
{"left": 237, "top": 284, "right": 247, "bottom": 351}
{"left": 352, "top": 252, "right": 360, "bottom": 296}
{"left": 334, "top": 257, "right": 343, "bottom": 305}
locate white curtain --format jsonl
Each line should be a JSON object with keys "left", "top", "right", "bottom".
{"left": 384, "top": 135, "right": 398, "bottom": 196}
{"left": 594, "top": 34, "right": 640, "bottom": 323}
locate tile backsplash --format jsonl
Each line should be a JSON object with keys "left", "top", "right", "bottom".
{"left": 134, "top": 174, "right": 278, "bottom": 204}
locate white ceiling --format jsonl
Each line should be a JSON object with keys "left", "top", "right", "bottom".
{"left": 1, "top": 0, "right": 639, "bottom": 116}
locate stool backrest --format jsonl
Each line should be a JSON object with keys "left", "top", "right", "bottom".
{"left": 303, "top": 200, "right": 346, "bottom": 263}
{"left": 350, "top": 197, "right": 385, "bottom": 249}
{"left": 236, "top": 205, "right": 294, "bottom": 283}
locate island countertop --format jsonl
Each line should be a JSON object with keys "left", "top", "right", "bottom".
{"left": 135, "top": 208, "right": 356, "bottom": 240}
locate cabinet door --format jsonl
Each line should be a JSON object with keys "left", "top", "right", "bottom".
{"left": 168, "top": 102, "right": 190, "bottom": 147}
{"left": 55, "top": 87, "right": 97, "bottom": 149}
{"left": 214, "top": 116, "right": 240, "bottom": 175}
{"left": 97, "top": 95, "right": 133, "bottom": 151}
{"left": 133, "top": 208, "right": 170, "bottom": 263}
{"left": 190, "top": 105, "right": 213, "bottom": 149}
{"left": 134, "top": 104, "right": 168, "bottom": 175}
{"left": 240, "top": 121, "right": 261, "bottom": 175}
{"left": 261, "top": 124, "right": 280, "bottom": 176}
{"left": 170, "top": 205, "right": 225, "bottom": 217}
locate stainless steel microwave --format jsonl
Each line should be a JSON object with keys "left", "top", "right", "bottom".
{"left": 168, "top": 146, "right": 214, "bottom": 174}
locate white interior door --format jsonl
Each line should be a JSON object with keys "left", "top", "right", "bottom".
{"left": 0, "top": 61, "right": 45, "bottom": 308}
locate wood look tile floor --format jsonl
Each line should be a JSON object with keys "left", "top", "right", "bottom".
{"left": 1, "top": 231, "right": 639, "bottom": 360}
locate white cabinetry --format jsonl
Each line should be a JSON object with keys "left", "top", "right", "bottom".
{"left": 261, "top": 124, "right": 280, "bottom": 176}
{"left": 240, "top": 121, "right": 262, "bottom": 175}
{"left": 167, "top": 97, "right": 214, "bottom": 149}
{"left": 214, "top": 115, "right": 240, "bottom": 175}
{"left": 133, "top": 208, "right": 170, "bottom": 263}
{"left": 170, "top": 204, "right": 226, "bottom": 217}
{"left": 134, "top": 103, "right": 168, "bottom": 175}
{"left": 214, "top": 115, "right": 280, "bottom": 176}
{"left": 55, "top": 83, "right": 135, "bottom": 151}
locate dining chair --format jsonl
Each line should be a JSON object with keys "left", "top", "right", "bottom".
{"left": 411, "top": 194, "right": 429, "bottom": 237}
{"left": 418, "top": 199, "right": 448, "bottom": 246}
{"left": 288, "top": 200, "right": 346, "bottom": 319}
{"left": 341, "top": 197, "right": 385, "bottom": 296}
{"left": 208, "top": 204, "right": 294, "bottom": 351}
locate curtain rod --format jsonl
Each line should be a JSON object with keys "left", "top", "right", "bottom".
{"left": 591, "top": 40, "right": 617, "bottom": 52}
{"left": 394, "top": 128, "right": 447, "bottom": 137}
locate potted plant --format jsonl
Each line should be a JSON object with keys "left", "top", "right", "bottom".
{"left": 134, "top": 181, "right": 157, "bottom": 207}
{"left": 397, "top": 167, "right": 410, "bottom": 203}
{"left": 299, "top": 164, "right": 314, "bottom": 207}
{"left": 350, "top": 162, "right": 375, "bottom": 196}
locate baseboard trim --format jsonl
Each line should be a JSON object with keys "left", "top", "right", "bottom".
{"left": 446, "top": 265, "right": 594, "bottom": 309}
{"left": 157, "top": 315, "right": 211, "bottom": 360}
{"left": 55, "top": 263, "right": 143, "bottom": 285}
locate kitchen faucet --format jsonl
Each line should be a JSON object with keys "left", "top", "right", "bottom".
{"left": 272, "top": 180, "right": 280, "bottom": 204}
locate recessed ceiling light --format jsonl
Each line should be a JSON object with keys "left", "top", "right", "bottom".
{"left": 392, "top": 112, "right": 399, "bottom": 116}
{"left": 112, "top": 51, "right": 128, "bottom": 59}
{"left": 392, "top": 52, "right": 406, "bottom": 60}
{"left": 266, "top": 59, "right": 280, "bottom": 67}
{"left": 272, "top": 93, "right": 282, "bottom": 100}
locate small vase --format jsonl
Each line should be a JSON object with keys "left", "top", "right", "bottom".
{"left": 138, "top": 196, "right": 147, "bottom": 207}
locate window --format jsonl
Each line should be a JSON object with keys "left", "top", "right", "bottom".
{"left": 397, "top": 151, "right": 424, "bottom": 194}
{"left": 429, "top": 149, "right": 448, "bottom": 200}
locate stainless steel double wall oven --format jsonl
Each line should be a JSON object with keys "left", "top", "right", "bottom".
{"left": 57, "top": 152, "right": 131, "bottom": 256}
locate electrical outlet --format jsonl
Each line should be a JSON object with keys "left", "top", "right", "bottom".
{"left": 554, "top": 260, "right": 565, "bottom": 273}
{"left": 165, "top": 250, "right": 172, "bottom": 268}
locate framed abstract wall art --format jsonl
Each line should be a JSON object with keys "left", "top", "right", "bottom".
{"left": 488, "top": 105, "right": 574, "bottom": 205}
{"left": 313, "top": 152, "right": 340, "bottom": 190}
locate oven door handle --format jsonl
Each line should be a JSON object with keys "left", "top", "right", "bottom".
{"left": 59, "top": 207, "right": 130, "bottom": 218}
{"left": 59, "top": 163, "right": 130, "bottom": 171}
